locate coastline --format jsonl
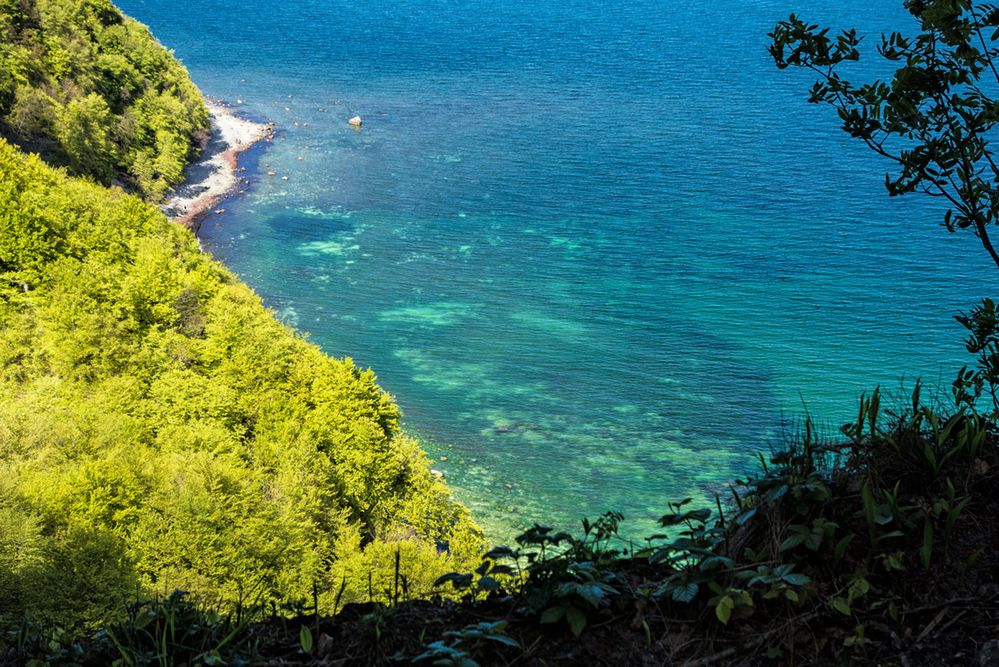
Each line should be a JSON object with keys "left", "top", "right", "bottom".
{"left": 162, "top": 99, "right": 274, "bottom": 233}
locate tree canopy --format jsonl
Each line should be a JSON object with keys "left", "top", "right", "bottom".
{"left": 0, "top": 139, "right": 483, "bottom": 628}
{"left": 770, "top": 0, "right": 999, "bottom": 268}
{"left": 0, "top": 0, "right": 208, "bottom": 199}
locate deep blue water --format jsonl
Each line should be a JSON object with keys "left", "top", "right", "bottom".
{"left": 119, "top": 0, "right": 997, "bottom": 538}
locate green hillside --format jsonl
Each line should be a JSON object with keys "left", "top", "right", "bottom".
{"left": 0, "top": 139, "right": 482, "bottom": 628}
{"left": 0, "top": 0, "right": 208, "bottom": 199}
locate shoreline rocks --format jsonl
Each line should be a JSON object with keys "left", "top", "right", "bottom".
{"left": 163, "top": 98, "right": 275, "bottom": 233}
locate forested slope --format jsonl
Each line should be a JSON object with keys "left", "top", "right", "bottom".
{"left": 0, "top": 139, "right": 482, "bottom": 628}
{"left": 0, "top": 0, "right": 208, "bottom": 198}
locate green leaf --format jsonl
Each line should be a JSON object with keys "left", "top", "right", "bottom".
{"left": 834, "top": 533, "right": 854, "bottom": 562}
{"left": 701, "top": 555, "right": 734, "bottom": 571}
{"left": 873, "top": 504, "right": 893, "bottom": 525}
{"left": 715, "top": 596, "right": 734, "bottom": 624}
{"left": 484, "top": 546, "right": 517, "bottom": 560}
{"left": 299, "top": 625, "right": 313, "bottom": 654}
{"left": 575, "top": 582, "right": 608, "bottom": 607}
{"left": 565, "top": 606, "right": 587, "bottom": 637}
{"left": 830, "top": 597, "right": 851, "bottom": 616}
{"left": 658, "top": 508, "right": 710, "bottom": 526}
{"left": 672, "top": 582, "right": 699, "bottom": 603}
{"left": 434, "top": 572, "right": 473, "bottom": 589}
{"left": 540, "top": 606, "right": 565, "bottom": 624}
{"left": 782, "top": 573, "right": 811, "bottom": 586}
{"left": 848, "top": 576, "right": 870, "bottom": 601}
{"left": 920, "top": 517, "right": 934, "bottom": 569}
{"left": 478, "top": 575, "right": 500, "bottom": 592}
{"left": 804, "top": 531, "right": 823, "bottom": 551}
{"left": 488, "top": 634, "right": 520, "bottom": 648}
{"left": 883, "top": 551, "right": 905, "bottom": 572}
{"left": 861, "top": 481, "right": 876, "bottom": 529}
{"left": 779, "top": 532, "right": 806, "bottom": 552}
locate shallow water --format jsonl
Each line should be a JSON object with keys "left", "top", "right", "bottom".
{"left": 120, "top": 0, "right": 997, "bottom": 538}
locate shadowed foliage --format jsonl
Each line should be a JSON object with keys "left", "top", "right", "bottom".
{"left": 0, "top": 0, "right": 209, "bottom": 199}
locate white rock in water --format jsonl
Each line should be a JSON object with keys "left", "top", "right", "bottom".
{"left": 348, "top": 115, "right": 362, "bottom": 127}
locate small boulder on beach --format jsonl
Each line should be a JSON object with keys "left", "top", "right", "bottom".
{"left": 348, "top": 115, "right": 362, "bottom": 127}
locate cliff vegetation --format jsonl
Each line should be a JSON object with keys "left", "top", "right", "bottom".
{"left": 0, "top": 137, "right": 482, "bottom": 634}
{"left": 0, "top": 0, "right": 208, "bottom": 199}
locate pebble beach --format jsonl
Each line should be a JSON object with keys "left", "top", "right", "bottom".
{"left": 163, "top": 100, "right": 273, "bottom": 231}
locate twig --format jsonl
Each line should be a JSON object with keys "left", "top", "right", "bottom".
{"left": 680, "top": 610, "right": 824, "bottom": 667}
{"left": 904, "top": 594, "right": 994, "bottom": 618}
{"left": 914, "top": 607, "right": 948, "bottom": 644}
{"left": 681, "top": 642, "right": 754, "bottom": 667}
{"left": 934, "top": 608, "right": 970, "bottom": 638}
{"left": 509, "top": 636, "right": 544, "bottom": 666}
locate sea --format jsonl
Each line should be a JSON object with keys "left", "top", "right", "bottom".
{"left": 118, "top": 0, "right": 998, "bottom": 539}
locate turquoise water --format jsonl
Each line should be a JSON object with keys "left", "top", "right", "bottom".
{"left": 120, "top": 0, "right": 996, "bottom": 538}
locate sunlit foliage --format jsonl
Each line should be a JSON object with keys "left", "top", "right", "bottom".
{"left": 0, "top": 140, "right": 483, "bottom": 628}
{"left": 0, "top": 0, "right": 209, "bottom": 199}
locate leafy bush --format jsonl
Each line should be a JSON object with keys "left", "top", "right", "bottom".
{"left": 429, "top": 381, "right": 998, "bottom": 663}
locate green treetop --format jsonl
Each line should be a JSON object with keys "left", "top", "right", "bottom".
{"left": 0, "top": 0, "right": 209, "bottom": 199}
